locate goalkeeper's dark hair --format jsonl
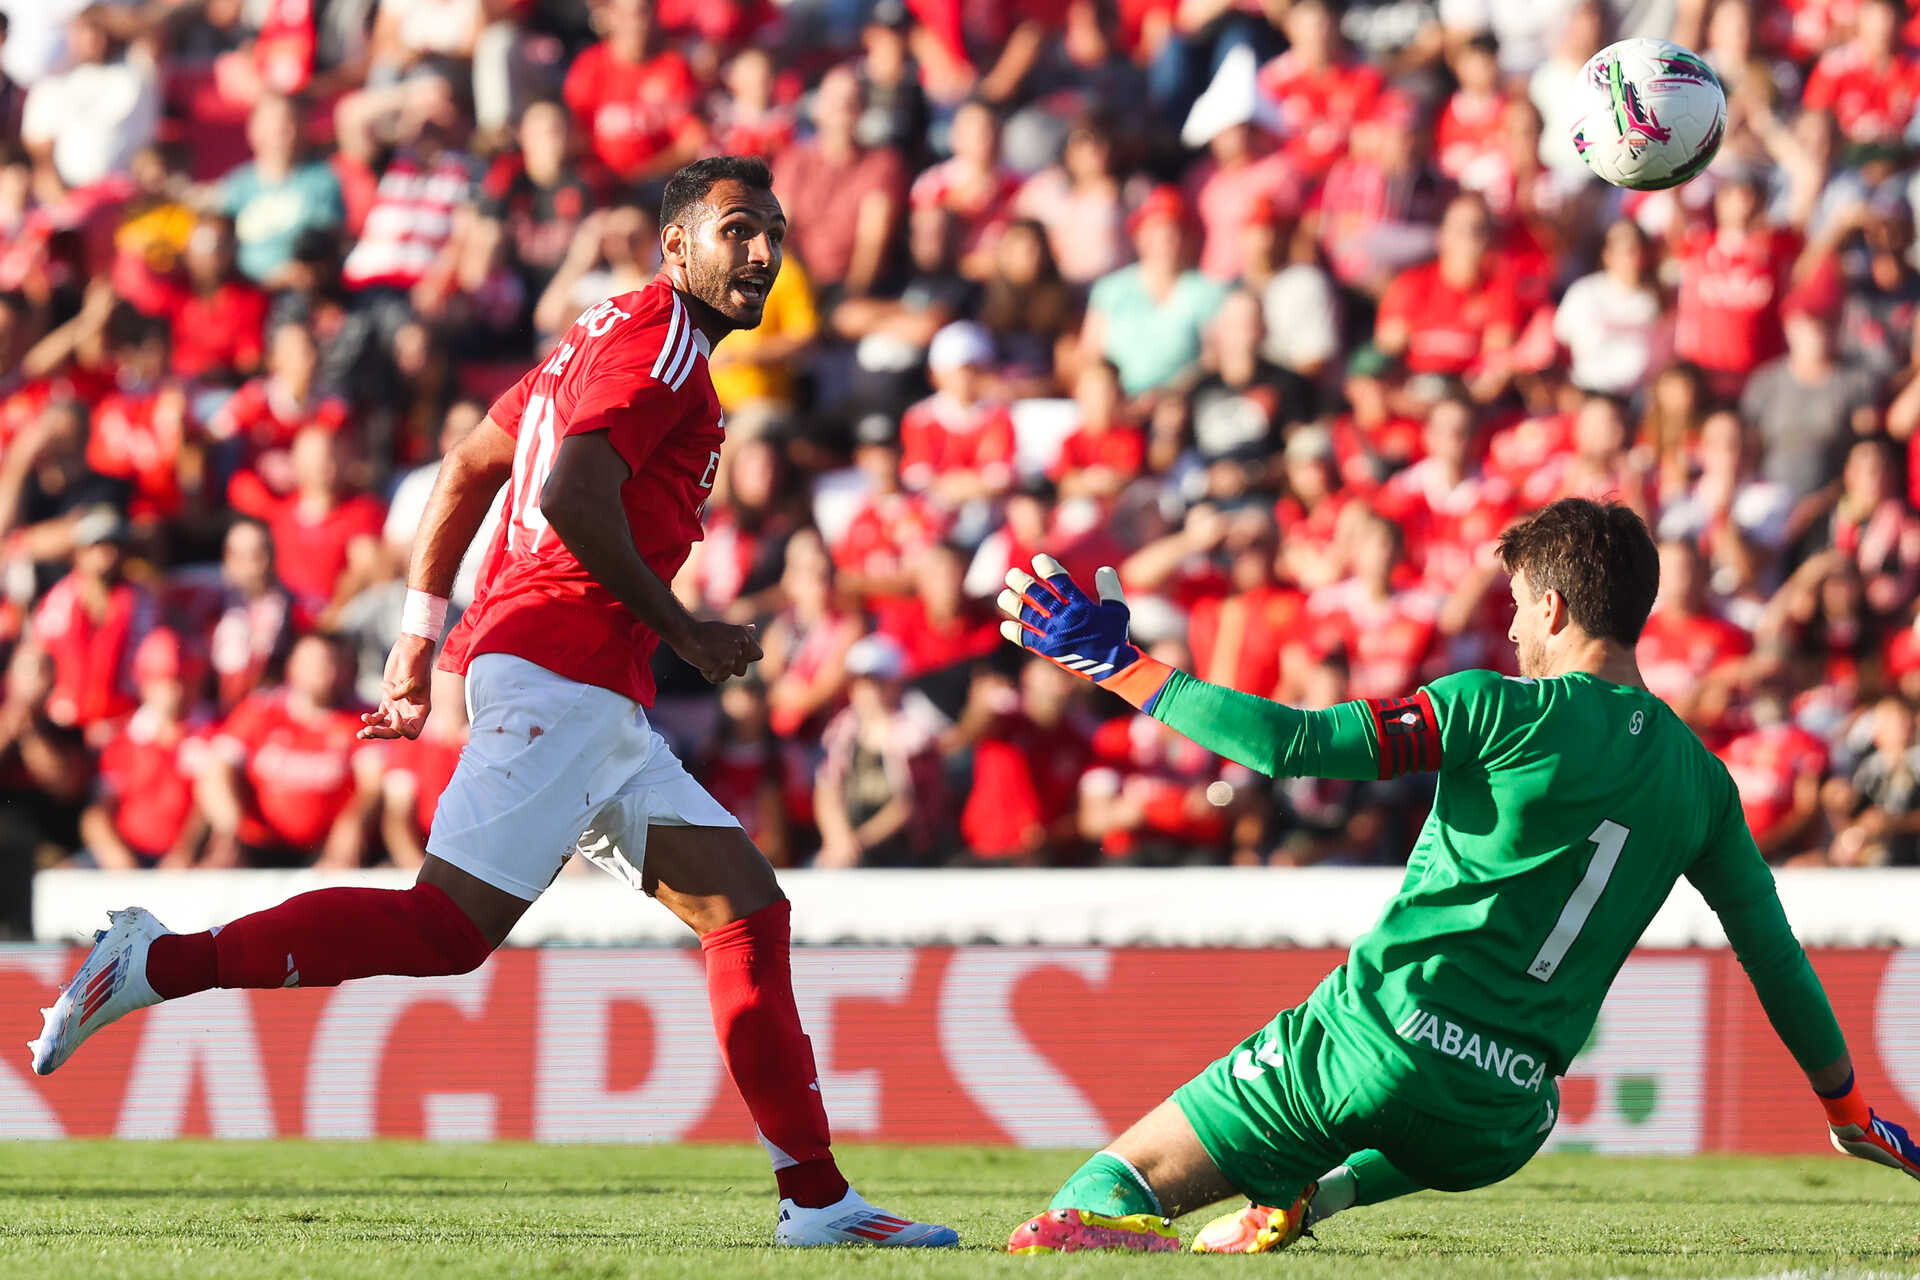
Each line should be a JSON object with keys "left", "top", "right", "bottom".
{"left": 1496, "top": 498, "right": 1660, "bottom": 646}
{"left": 659, "top": 156, "right": 775, "bottom": 229}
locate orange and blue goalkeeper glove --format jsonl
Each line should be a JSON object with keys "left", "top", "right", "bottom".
{"left": 1820, "top": 1073, "right": 1920, "bottom": 1181}
{"left": 997, "top": 555, "right": 1175, "bottom": 712}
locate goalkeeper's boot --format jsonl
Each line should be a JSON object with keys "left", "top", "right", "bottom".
{"left": 1190, "top": 1182, "right": 1318, "bottom": 1254}
{"left": 775, "top": 1187, "right": 959, "bottom": 1247}
{"left": 1007, "top": 1208, "right": 1181, "bottom": 1254}
{"left": 27, "top": 907, "right": 170, "bottom": 1076}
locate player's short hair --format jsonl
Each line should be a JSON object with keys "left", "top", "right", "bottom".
{"left": 659, "top": 156, "right": 775, "bottom": 230}
{"left": 1497, "top": 498, "right": 1659, "bottom": 646}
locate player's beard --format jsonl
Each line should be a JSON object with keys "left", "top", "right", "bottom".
{"left": 687, "top": 251, "right": 770, "bottom": 331}
{"left": 1516, "top": 631, "right": 1550, "bottom": 679}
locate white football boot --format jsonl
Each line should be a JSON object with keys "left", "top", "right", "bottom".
{"left": 775, "top": 1187, "right": 960, "bottom": 1247}
{"left": 28, "top": 907, "right": 171, "bottom": 1076}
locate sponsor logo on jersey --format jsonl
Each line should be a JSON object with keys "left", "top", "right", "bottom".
{"left": 1393, "top": 1008, "right": 1548, "bottom": 1092}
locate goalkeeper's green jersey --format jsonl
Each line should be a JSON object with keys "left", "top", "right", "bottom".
{"left": 1149, "top": 666, "right": 1845, "bottom": 1119}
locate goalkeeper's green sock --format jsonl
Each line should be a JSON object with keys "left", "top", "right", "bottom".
{"left": 1048, "top": 1151, "right": 1163, "bottom": 1217}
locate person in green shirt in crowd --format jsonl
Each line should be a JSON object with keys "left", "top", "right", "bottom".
{"left": 995, "top": 496, "right": 1920, "bottom": 1256}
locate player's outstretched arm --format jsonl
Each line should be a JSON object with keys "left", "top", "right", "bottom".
{"left": 540, "top": 431, "right": 761, "bottom": 683}
{"left": 1688, "top": 806, "right": 1920, "bottom": 1183}
{"left": 361, "top": 415, "right": 517, "bottom": 740}
{"left": 996, "top": 556, "right": 1380, "bottom": 781}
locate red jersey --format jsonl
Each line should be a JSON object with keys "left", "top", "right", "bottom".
{"left": 214, "top": 690, "right": 367, "bottom": 850}
{"left": 1802, "top": 44, "right": 1920, "bottom": 144}
{"left": 1306, "top": 579, "right": 1438, "bottom": 701}
{"left": 1674, "top": 227, "right": 1800, "bottom": 381}
{"left": 1485, "top": 410, "right": 1574, "bottom": 492}
{"left": 1435, "top": 91, "right": 1509, "bottom": 186}
{"left": 96, "top": 708, "right": 208, "bottom": 858}
{"left": 1719, "top": 721, "right": 1827, "bottom": 847}
{"left": 88, "top": 387, "right": 189, "bottom": 520}
{"left": 898, "top": 394, "right": 1017, "bottom": 497}
{"left": 1257, "top": 53, "right": 1385, "bottom": 178}
{"left": 442, "top": 279, "right": 725, "bottom": 706}
{"left": 876, "top": 596, "right": 1002, "bottom": 676}
{"left": 208, "top": 377, "right": 352, "bottom": 453}
{"left": 1189, "top": 585, "right": 1307, "bottom": 698}
{"left": 562, "top": 44, "right": 702, "bottom": 179}
{"left": 908, "top": 159, "right": 1021, "bottom": 257}
{"left": 1637, "top": 609, "right": 1752, "bottom": 708}
{"left": 170, "top": 281, "right": 269, "bottom": 379}
{"left": 262, "top": 492, "right": 386, "bottom": 619}
{"left": 1051, "top": 422, "right": 1146, "bottom": 484}
{"left": 961, "top": 712, "right": 1093, "bottom": 858}
{"left": 832, "top": 491, "right": 949, "bottom": 584}
{"left": 32, "top": 575, "right": 155, "bottom": 729}
{"left": 1377, "top": 259, "right": 1526, "bottom": 376}
{"left": 1374, "top": 459, "right": 1516, "bottom": 587}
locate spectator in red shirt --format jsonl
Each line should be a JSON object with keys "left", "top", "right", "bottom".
{"left": 1674, "top": 171, "right": 1802, "bottom": 395}
{"left": 375, "top": 679, "right": 467, "bottom": 870}
{"left": 695, "top": 678, "right": 794, "bottom": 867}
{"left": 1375, "top": 391, "right": 1515, "bottom": 592}
{"left": 1719, "top": 675, "right": 1830, "bottom": 861}
{"left": 771, "top": 66, "right": 907, "bottom": 302}
{"left": 196, "top": 632, "right": 376, "bottom": 868}
{"left": 1181, "top": 49, "right": 1302, "bottom": 282}
{"left": 831, "top": 412, "right": 951, "bottom": 608}
{"left": 1051, "top": 359, "right": 1146, "bottom": 502}
{"left": 1638, "top": 537, "right": 1754, "bottom": 740}
{"left": 1079, "top": 650, "right": 1233, "bottom": 863}
{"left": 1188, "top": 514, "right": 1307, "bottom": 699}
{"left": 215, "top": 319, "right": 353, "bottom": 512}
{"left": 166, "top": 216, "right": 268, "bottom": 383}
{"left": 250, "top": 425, "right": 387, "bottom": 627}
{"left": 1375, "top": 193, "right": 1524, "bottom": 402}
{"left": 1306, "top": 512, "right": 1440, "bottom": 701}
{"left": 85, "top": 310, "right": 196, "bottom": 524}
{"left": 876, "top": 540, "right": 1001, "bottom": 685}
{"left": 961, "top": 658, "right": 1095, "bottom": 863}
{"left": 204, "top": 517, "right": 295, "bottom": 712}
{"left": 1523, "top": 392, "right": 1651, "bottom": 517}
{"left": 562, "top": 0, "right": 704, "bottom": 183}
{"left": 1801, "top": 0, "right": 1920, "bottom": 144}
{"left": 709, "top": 47, "right": 796, "bottom": 160}
{"left": 758, "top": 529, "right": 861, "bottom": 739}
{"left": 1436, "top": 35, "right": 1508, "bottom": 188}
{"left": 78, "top": 627, "right": 208, "bottom": 869}
{"left": 910, "top": 99, "right": 1021, "bottom": 277}
{"left": 899, "top": 320, "right": 1017, "bottom": 508}
{"left": 1256, "top": 0, "right": 1385, "bottom": 181}
{"left": 1821, "top": 436, "right": 1920, "bottom": 620}
{"left": 31, "top": 508, "right": 155, "bottom": 733}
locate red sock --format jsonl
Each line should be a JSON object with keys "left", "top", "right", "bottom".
{"left": 144, "top": 884, "right": 493, "bottom": 998}
{"left": 701, "top": 898, "right": 848, "bottom": 1209}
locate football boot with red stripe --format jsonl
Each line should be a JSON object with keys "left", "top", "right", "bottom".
{"left": 29, "top": 907, "right": 170, "bottom": 1076}
{"left": 774, "top": 1187, "right": 959, "bottom": 1247}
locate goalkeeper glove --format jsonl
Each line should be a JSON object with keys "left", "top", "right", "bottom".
{"left": 997, "top": 555, "right": 1176, "bottom": 712}
{"left": 1819, "top": 1073, "right": 1920, "bottom": 1181}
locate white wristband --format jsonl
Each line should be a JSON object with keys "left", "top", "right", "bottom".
{"left": 400, "top": 589, "right": 449, "bottom": 642}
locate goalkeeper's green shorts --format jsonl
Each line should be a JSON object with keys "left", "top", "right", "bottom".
{"left": 1173, "top": 1000, "right": 1559, "bottom": 1209}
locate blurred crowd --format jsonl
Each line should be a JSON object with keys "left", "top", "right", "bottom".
{"left": 5, "top": 0, "right": 1920, "bottom": 906}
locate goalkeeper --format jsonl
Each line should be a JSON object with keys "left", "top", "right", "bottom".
{"left": 999, "top": 498, "right": 1920, "bottom": 1256}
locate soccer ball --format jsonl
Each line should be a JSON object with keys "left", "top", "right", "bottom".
{"left": 1568, "top": 38, "right": 1726, "bottom": 191}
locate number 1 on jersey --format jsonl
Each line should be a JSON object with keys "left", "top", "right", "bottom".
{"left": 508, "top": 393, "right": 558, "bottom": 553}
{"left": 1527, "top": 819, "right": 1629, "bottom": 982}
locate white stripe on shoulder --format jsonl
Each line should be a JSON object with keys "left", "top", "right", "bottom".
{"left": 650, "top": 297, "right": 687, "bottom": 380}
{"left": 662, "top": 315, "right": 701, "bottom": 390}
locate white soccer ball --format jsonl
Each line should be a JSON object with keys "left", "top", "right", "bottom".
{"left": 1568, "top": 38, "right": 1726, "bottom": 191}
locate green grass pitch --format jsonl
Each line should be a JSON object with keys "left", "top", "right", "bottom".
{"left": 4, "top": 1142, "right": 1919, "bottom": 1278}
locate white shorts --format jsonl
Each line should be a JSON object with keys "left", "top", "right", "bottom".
{"left": 426, "top": 653, "right": 741, "bottom": 901}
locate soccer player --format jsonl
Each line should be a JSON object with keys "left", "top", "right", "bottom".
{"left": 995, "top": 499, "right": 1920, "bottom": 1255}
{"left": 28, "top": 156, "right": 956, "bottom": 1250}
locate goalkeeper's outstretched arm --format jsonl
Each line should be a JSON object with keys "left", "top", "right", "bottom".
{"left": 1687, "top": 802, "right": 1920, "bottom": 1182}
{"left": 994, "top": 555, "right": 1383, "bottom": 782}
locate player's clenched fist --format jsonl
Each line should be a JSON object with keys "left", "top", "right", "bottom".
{"left": 673, "top": 619, "right": 763, "bottom": 683}
{"left": 359, "top": 633, "right": 434, "bottom": 740}
{"left": 995, "top": 555, "right": 1176, "bottom": 713}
